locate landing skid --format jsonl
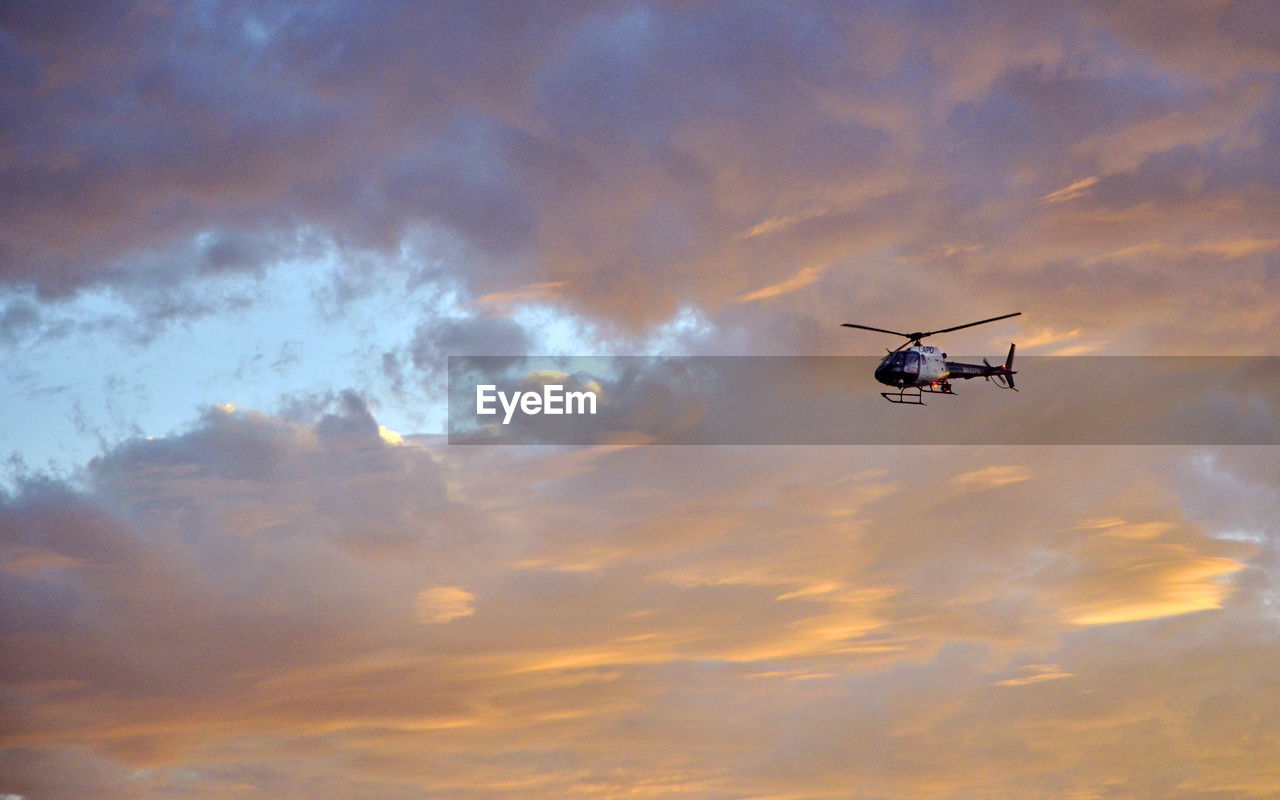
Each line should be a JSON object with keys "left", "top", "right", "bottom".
{"left": 881, "top": 389, "right": 924, "bottom": 405}
{"left": 880, "top": 383, "right": 955, "bottom": 405}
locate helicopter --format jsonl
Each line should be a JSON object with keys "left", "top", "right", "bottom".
{"left": 842, "top": 312, "right": 1021, "bottom": 404}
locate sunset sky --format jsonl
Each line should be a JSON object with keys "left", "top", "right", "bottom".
{"left": 3, "top": 2, "right": 1280, "bottom": 798}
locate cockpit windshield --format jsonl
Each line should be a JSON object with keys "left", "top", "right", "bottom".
{"left": 879, "top": 350, "right": 921, "bottom": 374}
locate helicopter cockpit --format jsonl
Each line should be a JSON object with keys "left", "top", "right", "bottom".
{"left": 875, "top": 349, "right": 920, "bottom": 385}
{"left": 878, "top": 350, "right": 920, "bottom": 372}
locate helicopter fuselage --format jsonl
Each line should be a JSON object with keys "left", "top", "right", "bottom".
{"left": 874, "top": 345, "right": 947, "bottom": 387}
{"left": 842, "top": 312, "right": 1020, "bottom": 403}
{"left": 874, "top": 343, "right": 1015, "bottom": 390}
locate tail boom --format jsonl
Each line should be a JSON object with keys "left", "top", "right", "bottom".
{"left": 942, "top": 343, "right": 1017, "bottom": 389}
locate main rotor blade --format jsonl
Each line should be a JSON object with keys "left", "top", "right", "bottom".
{"left": 841, "top": 323, "right": 912, "bottom": 338}
{"left": 922, "top": 312, "right": 1021, "bottom": 338}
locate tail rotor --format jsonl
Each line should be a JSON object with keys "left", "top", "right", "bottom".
{"left": 983, "top": 345, "right": 1017, "bottom": 390}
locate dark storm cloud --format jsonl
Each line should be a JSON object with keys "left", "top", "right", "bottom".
{"left": 0, "top": 0, "right": 597, "bottom": 294}
{"left": 380, "top": 114, "right": 596, "bottom": 257}
{"left": 0, "top": 1, "right": 938, "bottom": 300}
{"left": 389, "top": 313, "right": 534, "bottom": 398}
{"left": 2, "top": 0, "right": 1277, "bottom": 353}
{"left": 1219, "top": 0, "right": 1280, "bottom": 51}
{"left": 533, "top": 2, "right": 846, "bottom": 143}
{"left": 942, "top": 66, "right": 1187, "bottom": 186}
{"left": 1, "top": 0, "right": 336, "bottom": 291}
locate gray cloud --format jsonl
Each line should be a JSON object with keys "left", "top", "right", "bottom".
{"left": 0, "top": 0, "right": 1272, "bottom": 354}
{"left": 0, "top": 295, "right": 40, "bottom": 344}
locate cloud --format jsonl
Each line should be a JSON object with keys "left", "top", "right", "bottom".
{"left": 1041, "top": 175, "right": 1099, "bottom": 203}
{"left": 0, "top": 0, "right": 1276, "bottom": 358}
{"left": 737, "top": 265, "right": 825, "bottom": 303}
{"left": 737, "top": 206, "right": 830, "bottom": 240}
{"left": 474, "top": 282, "right": 571, "bottom": 314}
{"left": 4, "top": 2, "right": 1280, "bottom": 797}
{"left": 1065, "top": 554, "right": 1245, "bottom": 626}
{"left": 992, "top": 664, "right": 1075, "bottom": 686}
{"left": 0, "top": 2, "right": 594, "bottom": 294}
{"left": 0, "top": 297, "right": 41, "bottom": 345}
{"left": 416, "top": 586, "right": 476, "bottom": 624}
{"left": 1016, "top": 327, "right": 1082, "bottom": 349}
{"left": 951, "top": 464, "right": 1032, "bottom": 488}
{"left": 3, "top": 417, "right": 1278, "bottom": 797}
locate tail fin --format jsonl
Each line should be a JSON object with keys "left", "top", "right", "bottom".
{"left": 1003, "top": 343, "right": 1016, "bottom": 390}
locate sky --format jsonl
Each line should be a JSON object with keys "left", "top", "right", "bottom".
{"left": 2, "top": 1, "right": 1279, "bottom": 798}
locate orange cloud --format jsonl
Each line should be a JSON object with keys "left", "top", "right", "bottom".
{"left": 951, "top": 465, "right": 1032, "bottom": 488}
{"left": 737, "top": 265, "right": 825, "bottom": 303}
{"left": 416, "top": 586, "right": 477, "bottom": 624}
{"left": 1041, "top": 175, "right": 1099, "bottom": 203}
{"left": 1066, "top": 555, "right": 1245, "bottom": 626}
